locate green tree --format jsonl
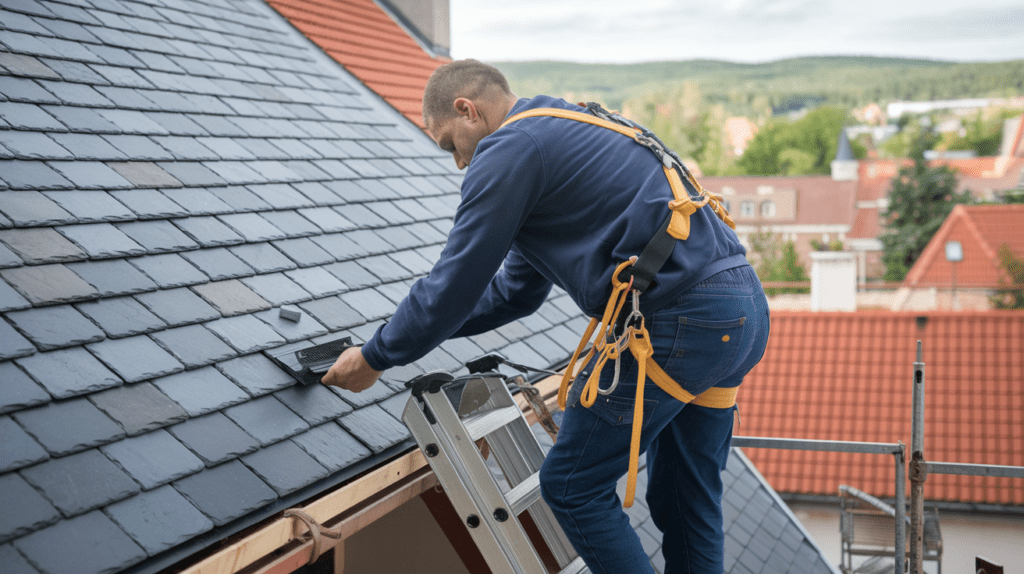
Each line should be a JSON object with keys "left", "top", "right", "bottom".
{"left": 747, "top": 230, "right": 810, "bottom": 294}
{"left": 880, "top": 138, "right": 972, "bottom": 281}
{"left": 989, "top": 244, "right": 1024, "bottom": 309}
{"left": 735, "top": 106, "right": 853, "bottom": 175}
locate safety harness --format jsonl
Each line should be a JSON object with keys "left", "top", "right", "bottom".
{"left": 500, "top": 103, "right": 740, "bottom": 507}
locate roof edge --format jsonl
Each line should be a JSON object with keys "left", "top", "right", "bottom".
{"left": 374, "top": 0, "right": 451, "bottom": 59}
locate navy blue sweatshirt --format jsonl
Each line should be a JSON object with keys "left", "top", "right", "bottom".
{"left": 361, "top": 96, "right": 748, "bottom": 370}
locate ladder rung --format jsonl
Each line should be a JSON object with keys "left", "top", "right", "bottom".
{"left": 560, "top": 556, "right": 589, "bottom": 574}
{"left": 507, "top": 472, "right": 541, "bottom": 515}
{"left": 462, "top": 405, "right": 521, "bottom": 440}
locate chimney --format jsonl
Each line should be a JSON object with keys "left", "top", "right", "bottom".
{"left": 810, "top": 252, "right": 857, "bottom": 311}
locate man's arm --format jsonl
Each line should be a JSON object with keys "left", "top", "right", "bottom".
{"left": 452, "top": 246, "right": 551, "bottom": 338}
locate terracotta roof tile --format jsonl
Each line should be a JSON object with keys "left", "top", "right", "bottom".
{"left": 903, "top": 204, "right": 1024, "bottom": 288}
{"left": 741, "top": 311, "right": 1024, "bottom": 507}
{"left": 267, "top": 0, "right": 448, "bottom": 128}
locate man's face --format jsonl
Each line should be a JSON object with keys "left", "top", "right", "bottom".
{"left": 427, "top": 103, "right": 491, "bottom": 170}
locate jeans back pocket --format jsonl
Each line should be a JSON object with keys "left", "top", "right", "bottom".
{"left": 663, "top": 315, "right": 746, "bottom": 390}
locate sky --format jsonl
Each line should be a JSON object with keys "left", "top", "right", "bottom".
{"left": 449, "top": 0, "right": 1024, "bottom": 64}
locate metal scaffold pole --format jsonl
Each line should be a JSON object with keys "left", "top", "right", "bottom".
{"left": 909, "top": 341, "right": 926, "bottom": 574}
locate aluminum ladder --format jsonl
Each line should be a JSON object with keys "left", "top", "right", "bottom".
{"left": 402, "top": 371, "right": 589, "bottom": 574}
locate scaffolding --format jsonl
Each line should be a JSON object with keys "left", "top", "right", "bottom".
{"left": 732, "top": 341, "right": 1024, "bottom": 574}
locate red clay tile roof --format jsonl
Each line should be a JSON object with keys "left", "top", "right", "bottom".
{"left": 741, "top": 311, "right": 1024, "bottom": 507}
{"left": 903, "top": 204, "right": 1024, "bottom": 288}
{"left": 267, "top": 0, "right": 449, "bottom": 127}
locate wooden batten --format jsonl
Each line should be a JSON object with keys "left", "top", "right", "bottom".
{"left": 176, "top": 374, "right": 564, "bottom": 574}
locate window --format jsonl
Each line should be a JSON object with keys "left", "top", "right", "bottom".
{"left": 740, "top": 201, "right": 754, "bottom": 218}
{"left": 761, "top": 201, "right": 776, "bottom": 218}
{"left": 722, "top": 200, "right": 731, "bottom": 212}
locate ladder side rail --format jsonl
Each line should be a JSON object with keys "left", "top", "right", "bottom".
{"left": 419, "top": 388, "right": 550, "bottom": 573}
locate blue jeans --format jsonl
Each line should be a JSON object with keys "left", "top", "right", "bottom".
{"left": 539, "top": 265, "right": 770, "bottom": 574}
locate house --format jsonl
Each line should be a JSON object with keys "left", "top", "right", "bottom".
{"left": 739, "top": 310, "right": 1023, "bottom": 567}
{"left": 0, "top": 0, "right": 839, "bottom": 573}
{"left": 890, "top": 204, "right": 1024, "bottom": 311}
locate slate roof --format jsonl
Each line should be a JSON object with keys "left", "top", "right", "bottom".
{"left": 741, "top": 311, "right": 1024, "bottom": 508}
{"left": 265, "top": 0, "right": 448, "bottom": 128}
{"left": 904, "top": 204, "right": 1024, "bottom": 288}
{"left": 0, "top": 0, "right": 587, "bottom": 571}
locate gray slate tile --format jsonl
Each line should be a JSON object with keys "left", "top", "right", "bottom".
{"left": 101, "top": 429, "right": 204, "bottom": 490}
{"left": 0, "top": 102, "right": 64, "bottom": 130}
{"left": 90, "top": 382, "right": 187, "bottom": 436}
{"left": 0, "top": 242, "right": 22, "bottom": 268}
{"left": 223, "top": 394, "right": 309, "bottom": 446}
{"left": 254, "top": 307, "right": 329, "bottom": 343}
{"left": 241, "top": 439, "right": 327, "bottom": 496}
{"left": 21, "top": 448, "right": 140, "bottom": 516}
{"left": 228, "top": 242, "right": 295, "bottom": 273}
{"left": 67, "top": 259, "right": 158, "bottom": 297}
{"left": 0, "top": 415, "right": 48, "bottom": 472}
{"left": 172, "top": 216, "right": 244, "bottom": 247}
{"left": 162, "top": 188, "right": 233, "bottom": 216}
{"left": 338, "top": 404, "right": 409, "bottom": 453}
{"left": 273, "top": 236, "right": 335, "bottom": 267}
{"left": 87, "top": 335, "right": 184, "bottom": 383}
{"left": 0, "top": 544, "right": 39, "bottom": 574}
{"left": 191, "top": 278, "right": 269, "bottom": 316}
{"left": 14, "top": 396, "right": 125, "bottom": 456}
{"left": 13, "top": 511, "right": 146, "bottom": 574}
{"left": 46, "top": 160, "right": 134, "bottom": 189}
{"left": 0, "top": 473, "right": 60, "bottom": 544}
{"left": 104, "top": 135, "right": 175, "bottom": 161}
{"left": 150, "top": 323, "right": 236, "bottom": 368}
{"left": 16, "top": 347, "right": 121, "bottom": 399}
{"left": 0, "top": 362, "right": 49, "bottom": 414}
{"left": 105, "top": 485, "right": 213, "bottom": 556}
{"left": 274, "top": 382, "right": 353, "bottom": 426}
{"left": 109, "top": 188, "right": 187, "bottom": 219}
{"left": 6, "top": 304, "right": 104, "bottom": 351}
{"left": 0, "top": 75, "right": 60, "bottom": 103}
{"left": 114, "top": 219, "right": 198, "bottom": 253}
{"left": 339, "top": 289, "right": 395, "bottom": 321}
{"left": 57, "top": 222, "right": 144, "bottom": 259}
{"left": 324, "top": 260, "right": 379, "bottom": 289}
{"left": 42, "top": 190, "right": 135, "bottom": 222}
{"left": 155, "top": 161, "right": 225, "bottom": 186}
{"left": 214, "top": 353, "right": 296, "bottom": 397}
{"left": 167, "top": 411, "right": 259, "bottom": 466}
{"left": 75, "top": 296, "right": 165, "bottom": 338}
{"left": 152, "top": 367, "right": 248, "bottom": 417}
{"left": 0, "top": 131, "right": 72, "bottom": 160}
{"left": 240, "top": 273, "right": 311, "bottom": 306}
{"left": 94, "top": 109, "right": 167, "bottom": 135}
{"left": 37, "top": 57, "right": 102, "bottom": 83}
{"left": 297, "top": 296, "right": 364, "bottom": 331}
{"left": 180, "top": 248, "right": 254, "bottom": 281}
{"left": 283, "top": 267, "right": 346, "bottom": 297}
{"left": 205, "top": 314, "right": 285, "bottom": 353}
{"left": 129, "top": 253, "right": 207, "bottom": 288}
{"left": 215, "top": 186, "right": 271, "bottom": 212}
{"left": 37, "top": 80, "right": 112, "bottom": 107}
{"left": 246, "top": 183, "right": 314, "bottom": 210}
{"left": 0, "top": 191, "right": 73, "bottom": 226}
{"left": 151, "top": 135, "right": 218, "bottom": 160}
{"left": 291, "top": 422, "right": 371, "bottom": 473}
{"left": 0, "top": 228, "right": 86, "bottom": 264}
{"left": 172, "top": 459, "right": 276, "bottom": 527}
{"left": 357, "top": 253, "right": 411, "bottom": 282}
{"left": 106, "top": 161, "right": 183, "bottom": 188}
{"left": 330, "top": 376, "right": 396, "bottom": 408}
{"left": 134, "top": 287, "right": 220, "bottom": 327}
{"left": 218, "top": 212, "right": 285, "bottom": 242}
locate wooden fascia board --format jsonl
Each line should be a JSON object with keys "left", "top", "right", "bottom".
{"left": 177, "top": 374, "right": 566, "bottom": 574}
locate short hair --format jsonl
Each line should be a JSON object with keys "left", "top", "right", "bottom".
{"left": 423, "top": 59, "right": 512, "bottom": 126}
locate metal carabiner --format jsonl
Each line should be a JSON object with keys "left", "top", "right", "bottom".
{"left": 598, "top": 333, "right": 630, "bottom": 396}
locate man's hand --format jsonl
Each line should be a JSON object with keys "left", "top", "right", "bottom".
{"left": 321, "top": 346, "right": 383, "bottom": 392}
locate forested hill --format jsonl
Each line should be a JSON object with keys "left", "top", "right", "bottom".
{"left": 491, "top": 57, "right": 1024, "bottom": 116}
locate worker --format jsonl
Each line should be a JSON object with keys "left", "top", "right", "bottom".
{"left": 322, "top": 59, "right": 770, "bottom": 574}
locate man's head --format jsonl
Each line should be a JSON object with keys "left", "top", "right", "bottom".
{"left": 423, "top": 59, "right": 517, "bottom": 169}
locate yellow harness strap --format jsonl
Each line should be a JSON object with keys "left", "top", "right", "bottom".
{"left": 504, "top": 106, "right": 739, "bottom": 507}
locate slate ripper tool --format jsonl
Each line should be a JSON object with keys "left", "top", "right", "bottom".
{"left": 265, "top": 336, "right": 355, "bottom": 386}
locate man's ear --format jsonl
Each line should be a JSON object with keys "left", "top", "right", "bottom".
{"left": 453, "top": 97, "right": 478, "bottom": 122}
